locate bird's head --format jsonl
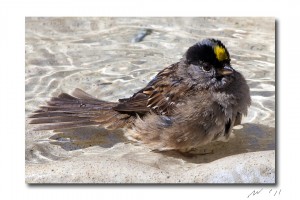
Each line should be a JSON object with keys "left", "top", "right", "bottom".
{"left": 183, "top": 38, "right": 235, "bottom": 89}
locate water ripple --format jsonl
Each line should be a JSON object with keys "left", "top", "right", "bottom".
{"left": 25, "top": 17, "right": 275, "bottom": 166}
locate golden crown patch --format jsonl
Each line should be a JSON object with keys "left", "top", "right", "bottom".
{"left": 214, "top": 46, "right": 228, "bottom": 61}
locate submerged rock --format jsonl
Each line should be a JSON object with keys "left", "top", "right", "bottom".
{"left": 131, "top": 28, "right": 152, "bottom": 43}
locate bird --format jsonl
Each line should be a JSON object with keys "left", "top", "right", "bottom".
{"left": 29, "top": 38, "right": 251, "bottom": 152}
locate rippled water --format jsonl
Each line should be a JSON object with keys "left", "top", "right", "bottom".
{"left": 25, "top": 17, "right": 275, "bottom": 182}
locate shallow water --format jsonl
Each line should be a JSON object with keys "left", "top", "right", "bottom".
{"left": 25, "top": 17, "right": 275, "bottom": 182}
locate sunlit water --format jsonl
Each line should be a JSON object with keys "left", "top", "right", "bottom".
{"left": 25, "top": 17, "right": 275, "bottom": 181}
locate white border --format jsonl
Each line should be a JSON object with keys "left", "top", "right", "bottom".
{"left": 0, "top": 0, "right": 297, "bottom": 200}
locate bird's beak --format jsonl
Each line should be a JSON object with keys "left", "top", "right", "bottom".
{"left": 218, "top": 65, "right": 234, "bottom": 76}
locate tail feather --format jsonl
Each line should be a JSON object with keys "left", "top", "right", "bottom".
{"left": 30, "top": 116, "right": 90, "bottom": 124}
{"left": 30, "top": 111, "right": 101, "bottom": 119}
{"left": 29, "top": 88, "right": 133, "bottom": 130}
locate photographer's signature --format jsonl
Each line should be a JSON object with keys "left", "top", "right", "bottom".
{"left": 247, "top": 188, "right": 281, "bottom": 198}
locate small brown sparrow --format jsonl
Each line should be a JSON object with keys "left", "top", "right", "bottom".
{"left": 30, "top": 38, "right": 251, "bottom": 152}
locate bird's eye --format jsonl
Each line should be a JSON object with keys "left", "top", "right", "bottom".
{"left": 202, "top": 64, "right": 212, "bottom": 72}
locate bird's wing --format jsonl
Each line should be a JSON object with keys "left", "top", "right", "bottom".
{"left": 113, "top": 63, "right": 192, "bottom": 115}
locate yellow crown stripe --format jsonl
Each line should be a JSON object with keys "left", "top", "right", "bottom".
{"left": 214, "top": 46, "right": 228, "bottom": 61}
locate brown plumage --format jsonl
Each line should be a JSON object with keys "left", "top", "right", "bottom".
{"left": 29, "top": 38, "right": 251, "bottom": 152}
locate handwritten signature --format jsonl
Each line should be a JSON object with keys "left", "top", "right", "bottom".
{"left": 247, "top": 188, "right": 281, "bottom": 198}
